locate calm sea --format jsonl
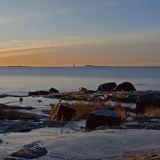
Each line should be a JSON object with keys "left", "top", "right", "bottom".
{"left": 0, "top": 66, "right": 160, "bottom": 95}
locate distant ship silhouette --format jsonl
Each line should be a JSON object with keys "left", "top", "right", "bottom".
{"left": 84, "top": 64, "right": 95, "bottom": 67}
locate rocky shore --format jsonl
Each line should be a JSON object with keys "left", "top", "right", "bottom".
{"left": 0, "top": 81, "right": 160, "bottom": 159}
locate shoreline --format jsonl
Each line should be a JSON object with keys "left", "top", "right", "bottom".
{"left": 0, "top": 87, "right": 160, "bottom": 159}
{"left": 0, "top": 129, "right": 160, "bottom": 160}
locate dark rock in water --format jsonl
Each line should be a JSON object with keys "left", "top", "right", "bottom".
{"left": 116, "top": 82, "right": 136, "bottom": 91}
{"left": 17, "top": 128, "right": 32, "bottom": 132}
{"left": 78, "top": 87, "right": 87, "bottom": 91}
{"left": 124, "top": 116, "right": 160, "bottom": 129}
{"left": 10, "top": 141, "right": 48, "bottom": 159}
{"left": 136, "top": 91, "right": 160, "bottom": 114}
{"left": 28, "top": 91, "right": 39, "bottom": 96}
{"left": 97, "top": 82, "right": 117, "bottom": 91}
{"left": 51, "top": 103, "right": 76, "bottom": 122}
{"left": 116, "top": 97, "right": 137, "bottom": 103}
{"left": 86, "top": 110, "right": 121, "bottom": 130}
{"left": 2, "top": 158, "right": 17, "bottom": 160}
{"left": 0, "top": 139, "right": 3, "bottom": 144}
{"left": 0, "top": 120, "right": 44, "bottom": 133}
{"left": 19, "top": 97, "right": 23, "bottom": 102}
{"left": 37, "top": 90, "right": 50, "bottom": 95}
{"left": 83, "top": 90, "right": 96, "bottom": 94}
{"left": 0, "top": 104, "right": 35, "bottom": 110}
{"left": 28, "top": 90, "right": 50, "bottom": 96}
{"left": 38, "top": 100, "right": 42, "bottom": 103}
{"left": 104, "top": 91, "right": 143, "bottom": 102}
{"left": 0, "top": 94, "right": 7, "bottom": 98}
{"left": 49, "top": 88, "right": 59, "bottom": 93}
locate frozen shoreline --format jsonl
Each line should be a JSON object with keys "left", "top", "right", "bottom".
{"left": 41, "top": 129, "right": 160, "bottom": 159}
{"left": 0, "top": 128, "right": 160, "bottom": 159}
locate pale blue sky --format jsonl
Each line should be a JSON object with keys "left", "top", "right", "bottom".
{"left": 0, "top": 0, "right": 160, "bottom": 66}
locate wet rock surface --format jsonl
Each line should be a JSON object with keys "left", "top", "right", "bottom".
{"left": 113, "top": 82, "right": 136, "bottom": 92}
{"left": 40, "top": 90, "right": 159, "bottom": 104}
{"left": 2, "top": 158, "right": 18, "bottom": 160}
{"left": 0, "top": 120, "right": 45, "bottom": 133}
{"left": 27, "top": 91, "right": 39, "bottom": 96}
{"left": 0, "top": 104, "right": 35, "bottom": 110}
{"left": 0, "top": 117, "right": 65, "bottom": 134}
{"left": 28, "top": 90, "right": 50, "bottom": 96}
{"left": 49, "top": 87, "right": 59, "bottom": 93}
{"left": 104, "top": 92, "right": 138, "bottom": 102}
{"left": 86, "top": 110, "right": 121, "bottom": 130}
{"left": 25, "top": 89, "right": 159, "bottom": 104}
{"left": 51, "top": 103, "right": 76, "bottom": 121}
{"left": 97, "top": 82, "right": 117, "bottom": 92}
{"left": 124, "top": 116, "right": 160, "bottom": 129}
{"left": 45, "top": 91, "right": 102, "bottom": 101}
{"left": 104, "top": 90, "right": 156, "bottom": 103}
{"left": 136, "top": 91, "right": 160, "bottom": 113}
{"left": 10, "top": 141, "right": 48, "bottom": 159}
{"left": 37, "top": 90, "right": 50, "bottom": 95}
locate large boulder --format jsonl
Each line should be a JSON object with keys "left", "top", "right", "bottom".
{"left": 49, "top": 88, "right": 59, "bottom": 93}
{"left": 116, "top": 82, "right": 136, "bottom": 91}
{"left": 86, "top": 110, "right": 121, "bottom": 130}
{"left": 97, "top": 82, "right": 117, "bottom": 92}
{"left": 10, "top": 141, "right": 48, "bottom": 159}
{"left": 51, "top": 104, "right": 76, "bottom": 122}
{"left": 135, "top": 91, "right": 160, "bottom": 114}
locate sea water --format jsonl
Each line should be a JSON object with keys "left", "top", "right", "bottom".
{"left": 0, "top": 66, "right": 160, "bottom": 94}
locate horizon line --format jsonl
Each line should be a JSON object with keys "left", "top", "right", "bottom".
{"left": 0, "top": 65, "right": 159, "bottom": 67}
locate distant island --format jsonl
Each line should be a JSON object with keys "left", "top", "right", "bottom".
{"left": 0, "top": 66, "right": 30, "bottom": 67}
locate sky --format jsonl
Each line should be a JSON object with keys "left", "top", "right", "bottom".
{"left": 0, "top": 0, "right": 160, "bottom": 66}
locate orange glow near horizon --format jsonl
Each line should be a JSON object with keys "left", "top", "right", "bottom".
{"left": 0, "top": 45, "right": 159, "bottom": 67}
{"left": 0, "top": 31, "right": 160, "bottom": 66}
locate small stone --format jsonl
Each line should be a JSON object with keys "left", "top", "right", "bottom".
{"left": 78, "top": 87, "right": 87, "bottom": 92}
{"left": 19, "top": 97, "right": 23, "bottom": 102}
